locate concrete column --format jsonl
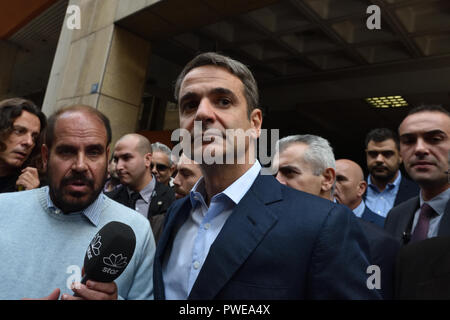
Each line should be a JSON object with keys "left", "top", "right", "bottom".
{"left": 0, "top": 40, "right": 18, "bottom": 100}
{"left": 43, "top": 0, "right": 151, "bottom": 146}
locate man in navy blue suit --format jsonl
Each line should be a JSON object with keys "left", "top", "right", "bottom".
{"left": 335, "top": 159, "right": 385, "bottom": 227}
{"left": 153, "top": 52, "right": 380, "bottom": 300}
{"left": 274, "top": 136, "right": 400, "bottom": 299}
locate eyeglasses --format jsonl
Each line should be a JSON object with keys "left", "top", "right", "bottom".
{"left": 151, "top": 162, "right": 169, "bottom": 171}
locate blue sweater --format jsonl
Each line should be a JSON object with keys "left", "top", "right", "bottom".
{"left": 0, "top": 187, "right": 155, "bottom": 299}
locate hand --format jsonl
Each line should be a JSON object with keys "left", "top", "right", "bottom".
{"left": 16, "top": 167, "right": 40, "bottom": 190}
{"left": 22, "top": 288, "right": 61, "bottom": 300}
{"left": 62, "top": 281, "right": 118, "bottom": 300}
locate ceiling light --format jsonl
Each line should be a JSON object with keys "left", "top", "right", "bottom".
{"left": 365, "top": 96, "right": 408, "bottom": 108}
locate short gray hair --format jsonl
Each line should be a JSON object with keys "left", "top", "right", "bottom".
{"left": 151, "top": 142, "right": 173, "bottom": 166}
{"left": 276, "top": 134, "right": 336, "bottom": 175}
{"left": 174, "top": 52, "right": 258, "bottom": 118}
{"left": 276, "top": 134, "right": 336, "bottom": 195}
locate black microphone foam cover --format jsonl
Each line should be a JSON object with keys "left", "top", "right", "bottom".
{"left": 83, "top": 221, "right": 136, "bottom": 283}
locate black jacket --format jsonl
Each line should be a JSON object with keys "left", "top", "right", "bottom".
{"left": 395, "top": 235, "right": 450, "bottom": 299}
{"left": 105, "top": 180, "right": 175, "bottom": 219}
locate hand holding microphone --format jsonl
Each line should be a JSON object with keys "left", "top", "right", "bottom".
{"left": 65, "top": 221, "right": 137, "bottom": 300}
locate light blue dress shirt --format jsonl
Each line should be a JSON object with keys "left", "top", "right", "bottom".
{"left": 47, "top": 188, "right": 104, "bottom": 226}
{"left": 412, "top": 187, "right": 450, "bottom": 238}
{"left": 365, "top": 171, "right": 402, "bottom": 218}
{"left": 353, "top": 200, "right": 366, "bottom": 218}
{"left": 163, "top": 161, "right": 262, "bottom": 300}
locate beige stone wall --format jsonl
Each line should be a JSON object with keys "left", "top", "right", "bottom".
{"left": 43, "top": 0, "right": 155, "bottom": 147}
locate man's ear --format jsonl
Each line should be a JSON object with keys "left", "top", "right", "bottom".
{"left": 41, "top": 144, "right": 49, "bottom": 171}
{"left": 321, "top": 167, "right": 336, "bottom": 192}
{"left": 250, "top": 108, "right": 263, "bottom": 138}
{"left": 357, "top": 180, "right": 367, "bottom": 198}
{"left": 144, "top": 153, "right": 152, "bottom": 168}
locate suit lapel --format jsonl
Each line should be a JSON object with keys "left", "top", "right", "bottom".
{"left": 148, "top": 181, "right": 166, "bottom": 217}
{"left": 402, "top": 197, "right": 420, "bottom": 237}
{"left": 188, "top": 175, "right": 282, "bottom": 299}
{"left": 154, "top": 197, "right": 192, "bottom": 299}
{"left": 438, "top": 199, "right": 450, "bottom": 236}
{"left": 116, "top": 186, "right": 131, "bottom": 208}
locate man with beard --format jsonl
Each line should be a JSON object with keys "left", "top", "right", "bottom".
{"left": 0, "top": 98, "right": 46, "bottom": 193}
{"left": 173, "top": 153, "right": 202, "bottom": 200}
{"left": 153, "top": 52, "right": 379, "bottom": 300}
{"left": 364, "top": 128, "right": 419, "bottom": 218}
{"left": 0, "top": 105, "right": 154, "bottom": 300}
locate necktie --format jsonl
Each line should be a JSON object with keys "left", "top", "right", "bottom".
{"left": 129, "top": 192, "right": 141, "bottom": 210}
{"left": 411, "top": 203, "right": 436, "bottom": 243}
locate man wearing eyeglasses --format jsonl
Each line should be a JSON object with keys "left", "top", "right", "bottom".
{"left": 151, "top": 142, "right": 176, "bottom": 187}
{"left": 106, "top": 134, "right": 175, "bottom": 236}
{"left": 364, "top": 128, "right": 419, "bottom": 218}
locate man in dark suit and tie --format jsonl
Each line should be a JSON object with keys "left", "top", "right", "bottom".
{"left": 385, "top": 105, "right": 450, "bottom": 246}
{"left": 106, "top": 134, "right": 175, "bottom": 239}
{"left": 153, "top": 52, "right": 380, "bottom": 300}
{"left": 364, "top": 128, "right": 419, "bottom": 218}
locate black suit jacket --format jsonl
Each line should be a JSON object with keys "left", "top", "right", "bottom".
{"left": 385, "top": 196, "right": 450, "bottom": 245}
{"left": 356, "top": 217, "right": 400, "bottom": 299}
{"left": 395, "top": 235, "right": 450, "bottom": 299}
{"left": 393, "top": 176, "right": 420, "bottom": 207}
{"left": 105, "top": 180, "right": 175, "bottom": 219}
{"left": 154, "top": 174, "right": 381, "bottom": 300}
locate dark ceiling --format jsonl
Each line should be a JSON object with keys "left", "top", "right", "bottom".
{"left": 118, "top": 0, "right": 450, "bottom": 166}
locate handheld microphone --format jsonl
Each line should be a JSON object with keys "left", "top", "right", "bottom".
{"left": 81, "top": 221, "right": 136, "bottom": 284}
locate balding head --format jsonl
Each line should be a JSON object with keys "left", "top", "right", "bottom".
{"left": 114, "top": 133, "right": 153, "bottom": 192}
{"left": 334, "top": 159, "right": 367, "bottom": 210}
{"left": 115, "top": 134, "right": 152, "bottom": 156}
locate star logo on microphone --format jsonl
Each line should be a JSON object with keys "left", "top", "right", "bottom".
{"left": 90, "top": 234, "right": 102, "bottom": 256}
{"left": 103, "top": 253, "right": 128, "bottom": 268}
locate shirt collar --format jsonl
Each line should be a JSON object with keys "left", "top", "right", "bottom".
{"left": 190, "top": 161, "right": 262, "bottom": 208}
{"left": 45, "top": 186, "right": 103, "bottom": 226}
{"left": 419, "top": 187, "right": 450, "bottom": 217}
{"left": 353, "top": 200, "right": 366, "bottom": 218}
{"left": 127, "top": 175, "right": 156, "bottom": 204}
{"left": 368, "top": 171, "right": 402, "bottom": 190}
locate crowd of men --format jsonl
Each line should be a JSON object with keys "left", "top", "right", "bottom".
{"left": 0, "top": 52, "right": 448, "bottom": 300}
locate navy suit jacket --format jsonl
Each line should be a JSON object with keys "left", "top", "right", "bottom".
{"left": 395, "top": 235, "right": 450, "bottom": 299}
{"left": 361, "top": 206, "right": 385, "bottom": 228}
{"left": 153, "top": 174, "right": 381, "bottom": 300}
{"left": 356, "top": 216, "right": 400, "bottom": 299}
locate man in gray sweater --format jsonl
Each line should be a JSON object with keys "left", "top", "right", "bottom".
{"left": 0, "top": 105, "right": 155, "bottom": 300}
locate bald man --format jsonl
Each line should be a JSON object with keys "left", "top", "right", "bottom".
{"left": 335, "top": 159, "right": 385, "bottom": 228}
{"left": 106, "top": 134, "right": 175, "bottom": 237}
